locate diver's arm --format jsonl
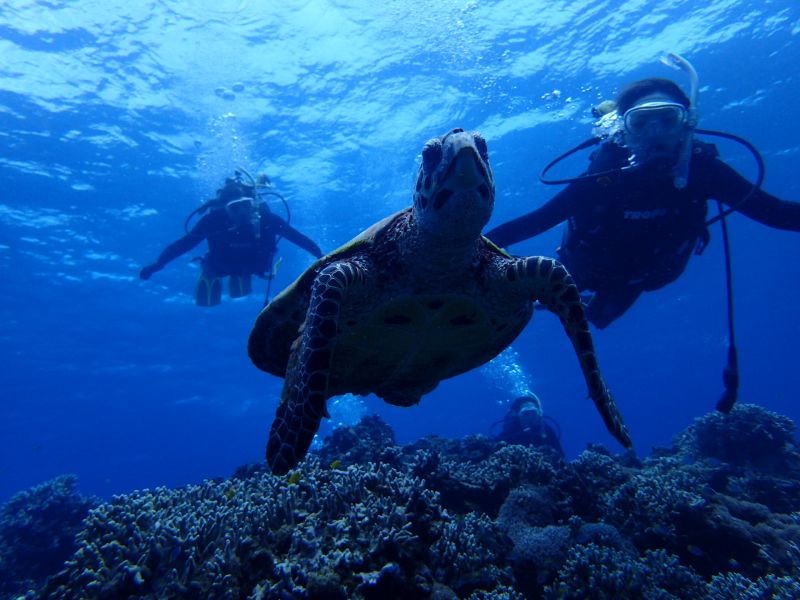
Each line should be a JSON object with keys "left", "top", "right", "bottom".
{"left": 155, "top": 232, "right": 206, "bottom": 265}
{"left": 139, "top": 218, "right": 208, "bottom": 279}
{"left": 709, "top": 159, "right": 800, "bottom": 231}
{"left": 270, "top": 215, "right": 323, "bottom": 258}
{"left": 485, "top": 188, "right": 576, "bottom": 248}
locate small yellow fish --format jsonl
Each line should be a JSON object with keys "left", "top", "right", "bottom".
{"left": 224, "top": 485, "right": 237, "bottom": 500}
{"left": 287, "top": 471, "right": 301, "bottom": 485}
{"left": 329, "top": 459, "right": 342, "bottom": 470}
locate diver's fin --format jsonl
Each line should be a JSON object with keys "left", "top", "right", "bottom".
{"left": 196, "top": 273, "right": 222, "bottom": 307}
{"left": 229, "top": 274, "right": 253, "bottom": 298}
{"left": 269, "top": 256, "right": 283, "bottom": 279}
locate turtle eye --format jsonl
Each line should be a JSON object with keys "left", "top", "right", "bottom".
{"left": 473, "top": 134, "right": 489, "bottom": 161}
{"left": 422, "top": 140, "right": 443, "bottom": 172}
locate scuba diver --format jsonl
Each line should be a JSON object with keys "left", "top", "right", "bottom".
{"left": 486, "top": 54, "right": 800, "bottom": 413}
{"left": 494, "top": 395, "right": 564, "bottom": 458}
{"left": 488, "top": 56, "right": 800, "bottom": 328}
{"left": 140, "top": 171, "right": 323, "bottom": 307}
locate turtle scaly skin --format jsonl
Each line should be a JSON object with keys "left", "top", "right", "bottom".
{"left": 249, "top": 128, "right": 632, "bottom": 475}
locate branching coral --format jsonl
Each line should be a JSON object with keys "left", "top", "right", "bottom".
{"left": 7, "top": 404, "right": 800, "bottom": 599}
{"left": 0, "top": 474, "right": 97, "bottom": 596}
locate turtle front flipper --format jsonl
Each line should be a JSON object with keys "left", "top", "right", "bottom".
{"left": 509, "top": 256, "right": 633, "bottom": 449}
{"left": 266, "top": 261, "right": 366, "bottom": 475}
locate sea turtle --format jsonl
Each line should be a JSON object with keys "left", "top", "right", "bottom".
{"left": 249, "top": 128, "right": 632, "bottom": 475}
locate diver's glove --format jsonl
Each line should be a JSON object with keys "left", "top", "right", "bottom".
{"left": 139, "top": 263, "right": 162, "bottom": 280}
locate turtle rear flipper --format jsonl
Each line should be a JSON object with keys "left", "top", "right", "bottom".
{"left": 266, "top": 261, "right": 365, "bottom": 475}
{"left": 510, "top": 256, "right": 633, "bottom": 449}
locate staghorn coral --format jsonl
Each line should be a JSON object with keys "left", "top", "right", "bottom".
{"left": 603, "top": 455, "right": 706, "bottom": 546}
{"left": 316, "top": 414, "right": 402, "bottom": 469}
{"left": 408, "top": 438, "right": 559, "bottom": 517}
{"left": 465, "top": 584, "right": 526, "bottom": 600}
{"left": 40, "top": 457, "right": 510, "bottom": 599}
{"left": 429, "top": 511, "right": 513, "bottom": 596}
{"left": 543, "top": 543, "right": 706, "bottom": 599}
{"left": 706, "top": 572, "right": 800, "bottom": 600}
{"left": 601, "top": 452, "right": 800, "bottom": 579}
{"left": 11, "top": 404, "right": 800, "bottom": 599}
{"left": 549, "top": 445, "right": 635, "bottom": 522}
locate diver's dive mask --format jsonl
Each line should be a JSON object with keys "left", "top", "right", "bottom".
{"left": 540, "top": 53, "right": 701, "bottom": 189}
{"left": 623, "top": 102, "right": 688, "bottom": 138}
{"left": 517, "top": 395, "right": 544, "bottom": 434}
{"left": 225, "top": 196, "right": 259, "bottom": 226}
{"left": 623, "top": 101, "right": 690, "bottom": 165}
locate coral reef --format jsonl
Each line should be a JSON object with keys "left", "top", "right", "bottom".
{"left": 3, "top": 403, "right": 800, "bottom": 599}
{"left": 39, "top": 458, "right": 511, "bottom": 599}
{"left": 317, "top": 414, "right": 401, "bottom": 468}
{"left": 0, "top": 475, "right": 98, "bottom": 598}
{"left": 543, "top": 543, "right": 707, "bottom": 599}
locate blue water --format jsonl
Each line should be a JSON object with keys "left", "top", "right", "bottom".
{"left": 2, "top": 0, "right": 799, "bottom": 503}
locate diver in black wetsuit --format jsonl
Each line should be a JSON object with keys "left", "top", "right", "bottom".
{"left": 487, "top": 76, "right": 800, "bottom": 329}
{"left": 140, "top": 173, "right": 323, "bottom": 307}
{"left": 494, "top": 395, "right": 565, "bottom": 458}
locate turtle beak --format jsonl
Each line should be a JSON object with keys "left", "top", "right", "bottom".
{"left": 450, "top": 145, "right": 486, "bottom": 188}
{"left": 429, "top": 138, "right": 494, "bottom": 213}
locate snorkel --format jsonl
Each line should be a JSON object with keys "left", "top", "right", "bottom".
{"left": 660, "top": 53, "right": 699, "bottom": 189}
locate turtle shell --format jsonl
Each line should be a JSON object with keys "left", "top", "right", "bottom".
{"left": 247, "top": 207, "right": 528, "bottom": 404}
{"left": 248, "top": 209, "right": 403, "bottom": 378}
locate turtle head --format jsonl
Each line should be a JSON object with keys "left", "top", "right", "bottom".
{"left": 413, "top": 128, "right": 495, "bottom": 243}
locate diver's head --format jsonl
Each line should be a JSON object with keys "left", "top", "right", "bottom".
{"left": 510, "top": 394, "right": 544, "bottom": 432}
{"left": 616, "top": 78, "right": 692, "bottom": 164}
{"left": 218, "top": 177, "right": 256, "bottom": 204}
{"left": 225, "top": 196, "right": 259, "bottom": 226}
{"left": 216, "top": 174, "right": 260, "bottom": 226}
